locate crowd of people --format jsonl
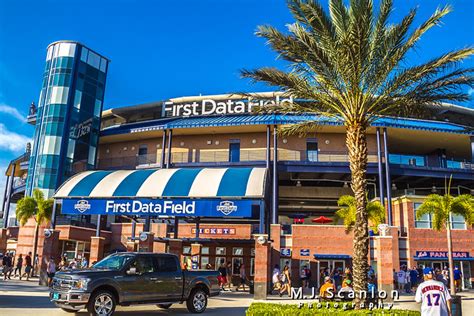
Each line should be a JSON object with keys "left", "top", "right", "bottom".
{"left": 394, "top": 264, "right": 464, "bottom": 294}
{"left": 1, "top": 252, "right": 37, "bottom": 281}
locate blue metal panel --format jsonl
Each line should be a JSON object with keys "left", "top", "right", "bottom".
{"left": 112, "top": 169, "right": 156, "bottom": 196}
{"left": 314, "top": 254, "right": 352, "bottom": 259}
{"left": 161, "top": 168, "right": 202, "bottom": 197}
{"left": 216, "top": 168, "right": 253, "bottom": 197}
{"left": 68, "top": 171, "right": 114, "bottom": 197}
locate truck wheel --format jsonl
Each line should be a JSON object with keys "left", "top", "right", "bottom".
{"left": 157, "top": 303, "right": 172, "bottom": 309}
{"left": 87, "top": 290, "right": 116, "bottom": 316}
{"left": 186, "top": 288, "right": 207, "bottom": 313}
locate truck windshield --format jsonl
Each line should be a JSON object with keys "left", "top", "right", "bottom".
{"left": 92, "top": 254, "right": 134, "bottom": 270}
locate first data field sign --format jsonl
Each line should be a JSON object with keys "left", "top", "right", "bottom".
{"left": 62, "top": 198, "right": 255, "bottom": 218}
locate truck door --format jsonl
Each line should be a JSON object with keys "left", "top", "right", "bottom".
{"left": 118, "top": 255, "right": 157, "bottom": 302}
{"left": 150, "top": 255, "right": 183, "bottom": 301}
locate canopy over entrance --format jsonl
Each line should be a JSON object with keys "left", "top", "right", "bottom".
{"left": 55, "top": 167, "right": 267, "bottom": 199}
{"left": 54, "top": 167, "right": 267, "bottom": 218}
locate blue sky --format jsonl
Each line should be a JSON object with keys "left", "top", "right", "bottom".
{"left": 0, "top": 0, "right": 473, "bottom": 201}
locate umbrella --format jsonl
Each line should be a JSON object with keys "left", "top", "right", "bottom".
{"left": 312, "top": 216, "right": 333, "bottom": 224}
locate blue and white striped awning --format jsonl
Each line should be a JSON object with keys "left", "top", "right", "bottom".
{"left": 54, "top": 167, "right": 267, "bottom": 199}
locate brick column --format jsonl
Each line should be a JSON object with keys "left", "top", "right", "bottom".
{"left": 0, "top": 228, "right": 7, "bottom": 254}
{"left": 151, "top": 222, "right": 167, "bottom": 252}
{"left": 253, "top": 234, "right": 271, "bottom": 300}
{"left": 138, "top": 232, "right": 154, "bottom": 252}
{"left": 374, "top": 235, "right": 396, "bottom": 293}
{"left": 126, "top": 241, "right": 136, "bottom": 252}
{"left": 39, "top": 230, "right": 60, "bottom": 286}
{"left": 90, "top": 237, "right": 106, "bottom": 265}
{"left": 168, "top": 239, "right": 183, "bottom": 256}
{"left": 270, "top": 224, "right": 281, "bottom": 269}
{"left": 191, "top": 243, "right": 202, "bottom": 270}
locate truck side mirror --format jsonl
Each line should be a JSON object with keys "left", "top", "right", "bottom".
{"left": 126, "top": 267, "right": 137, "bottom": 275}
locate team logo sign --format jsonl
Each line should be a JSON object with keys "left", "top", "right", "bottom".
{"left": 74, "top": 199, "right": 91, "bottom": 213}
{"left": 216, "top": 200, "right": 238, "bottom": 216}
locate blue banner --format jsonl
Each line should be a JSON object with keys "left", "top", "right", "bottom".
{"left": 61, "top": 198, "right": 256, "bottom": 218}
{"left": 415, "top": 251, "right": 470, "bottom": 260}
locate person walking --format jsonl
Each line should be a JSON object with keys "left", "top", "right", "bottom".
{"left": 453, "top": 266, "right": 462, "bottom": 292}
{"left": 80, "top": 257, "right": 88, "bottom": 269}
{"left": 225, "top": 261, "right": 232, "bottom": 291}
{"left": 46, "top": 256, "right": 57, "bottom": 287}
{"left": 22, "top": 252, "right": 33, "bottom": 281}
{"left": 397, "top": 267, "right": 407, "bottom": 292}
{"left": 236, "top": 263, "right": 247, "bottom": 291}
{"left": 217, "top": 261, "right": 228, "bottom": 291}
{"left": 14, "top": 254, "right": 23, "bottom": 280}
{"left": 415, "top": 267, "right": 452, "bottom": 316}
{"left": 2, "top": 253, "right": 13, "bottom": 280}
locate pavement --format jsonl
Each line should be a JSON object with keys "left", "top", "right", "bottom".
{"left": 0, "top": 278, "right": 253, "bottom": 315}
{"left": 2, "top": 278, "right": 474, "bottom": 315}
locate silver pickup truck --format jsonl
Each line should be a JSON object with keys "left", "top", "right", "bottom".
{"left": 50, "top": 252, "right": 220, "bottom": 315}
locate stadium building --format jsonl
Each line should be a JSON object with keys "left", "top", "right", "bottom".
{"left": 1, "top": 41, "right": 474, "bottom": 295}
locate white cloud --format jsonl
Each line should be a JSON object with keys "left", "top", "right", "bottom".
{"left": 0, "top": 103, "right": 25, "bottom": 122}
{"left": 0, "top": 123, "right": 31, "bottom": 152}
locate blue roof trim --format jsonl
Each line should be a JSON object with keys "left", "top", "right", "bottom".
{"left": 100, "top": 114, "right": 472, "bottom": 136}
{"left": 314, "top": 254, "right": 352, "bottom": 260}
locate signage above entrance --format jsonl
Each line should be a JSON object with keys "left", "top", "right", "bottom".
{"left": 62, "top": 198, "right": 256, "bottom": 218}
{"left": 162, "top": 96, "right": 294, "bottom": 118}
{"left": 415, "top": 251, "right": 471, "bottom": 260}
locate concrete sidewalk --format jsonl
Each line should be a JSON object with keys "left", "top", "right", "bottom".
{"left": 0, "top": 278, "right": 252, "bottom": 315}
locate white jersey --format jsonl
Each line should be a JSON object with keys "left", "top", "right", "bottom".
{"left": 415, "top": 280, "right": 451, "bottom": 316}
{"left": 397, "top": 270, "right": 407, "bottom": 284}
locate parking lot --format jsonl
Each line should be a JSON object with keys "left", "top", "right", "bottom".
{"left": 0, "top": 278, "right": 253, "bottom": 315}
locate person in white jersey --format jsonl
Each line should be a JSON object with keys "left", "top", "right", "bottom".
{"left": 415, "top": 267, "right": 452, "bottom": 316}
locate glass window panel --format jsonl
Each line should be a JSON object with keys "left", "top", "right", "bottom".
{"left": 232, "top": 258, "right": 243, "bottom": 275}
{"left": 215, "top": 257, "right": 226, "bottom": 268}
{"left": 216, "top": 247, "right": 226, "bottom": 255}
{"left": 233, "top": 248, "right": 243, "bottom": 256}
{"left": 414, "top": 202, "right": 431, "bottom": 228}
{"left": 81, "top": 47, "right": 89, "bottom": 62}
{"left": 183, "top": 246, "right": 191, "bottom": 254}
{"left": 200, "top": 256, "right": 209, "bottom": 269}
{"left": 99, "top": 58, "right": 107, "bottom": 72}
{"left": 87, "top": 51, "right": 101, "bottom": 69}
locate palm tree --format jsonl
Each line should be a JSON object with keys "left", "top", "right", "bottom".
{"left": 416, "top": 181, "right": 474, "bottom": 295}
{"left": 16, "top": 189, "right": 54, "bottom": 273}
{"left": 242, "top": 0, "right": 474, "bottom": 302}
{"left": 334, "top": 195, "right": 385, "bottom": 234}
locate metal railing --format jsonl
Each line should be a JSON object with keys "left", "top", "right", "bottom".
{"left": 96, "top": 149, "right": 472, "bottom": 170}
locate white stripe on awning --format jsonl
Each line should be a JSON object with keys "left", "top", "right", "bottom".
{"left": 89, "top": 170, "right": 135, "bottom": 197}
{"left": 135, "top": 169, "right": 178, "bottom": 197}
{"left": 54, "top": 170, "right": 95, "bottom": 198}
{"left": 245, "top": 168, "right": 267, "bottom": 197}
{"left": 188, "top": 168, "right": 228, "bottom": 197}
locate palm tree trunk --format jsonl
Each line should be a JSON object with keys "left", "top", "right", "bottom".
{"left": 32, "top": 222, "right": 39, "bottom": 277}
{"left": 346, "top": 122, "right": 369, "bottom": 306}
{"left": 446, "top": 215, "right": 456, "bottom": 295}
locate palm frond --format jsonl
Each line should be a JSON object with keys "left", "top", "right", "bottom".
{"left": 450, "top": 194, "right": 474, "bottom": 225}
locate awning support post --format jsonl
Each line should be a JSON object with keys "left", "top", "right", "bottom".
{"left": 376, "top": 128, "right": 385, "bottom": 205}
{"left": 51, "top": 200, "right": 57, "bottom": 229}
{"left": 259, "top": 201, "right": 265, "bottom": 234}
{"left": 3, "top": 164, "right": 15, "bottom": 228}
{"left": 161, "top": 129, "right": 167, "bottom": 168}
{"left": 266, "top": 125, "right": 271, "bottom": 169}
{"left": 145, "top": 217, "right": 151, "bottom": 233}
{"left": 272, "top": 125, "right": 278, "bottom": 224}
{"left": 131, "top": 220, "right": 136, "bottom": 239}
{"left": 195, "top": 218, "right": 200, "bottom": 239}
{"left": 96, "top": 215, "right": 101, "bottom": 237}
{"left": 174, "top": 218, "right": 179, "bottom": 239}
{"left": 383, "top": 128, "right": 393, "bottom": 226}
{"left": 1, "top": 175, "right": 10, "bottom": 228}
{"left": 166, "top": 129, "right": 173, "bottom": 168}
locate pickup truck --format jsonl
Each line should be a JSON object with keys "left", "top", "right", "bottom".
{"left": 50, "top": 252, "right": 220, "bottom": 315}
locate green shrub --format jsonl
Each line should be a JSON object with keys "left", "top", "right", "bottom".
{"left": 246, "top": 302, "right": 420, "bottom": 316}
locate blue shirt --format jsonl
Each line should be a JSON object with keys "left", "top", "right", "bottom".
{"left": 453, "top": 269, "right": 462, "bottom": 280}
